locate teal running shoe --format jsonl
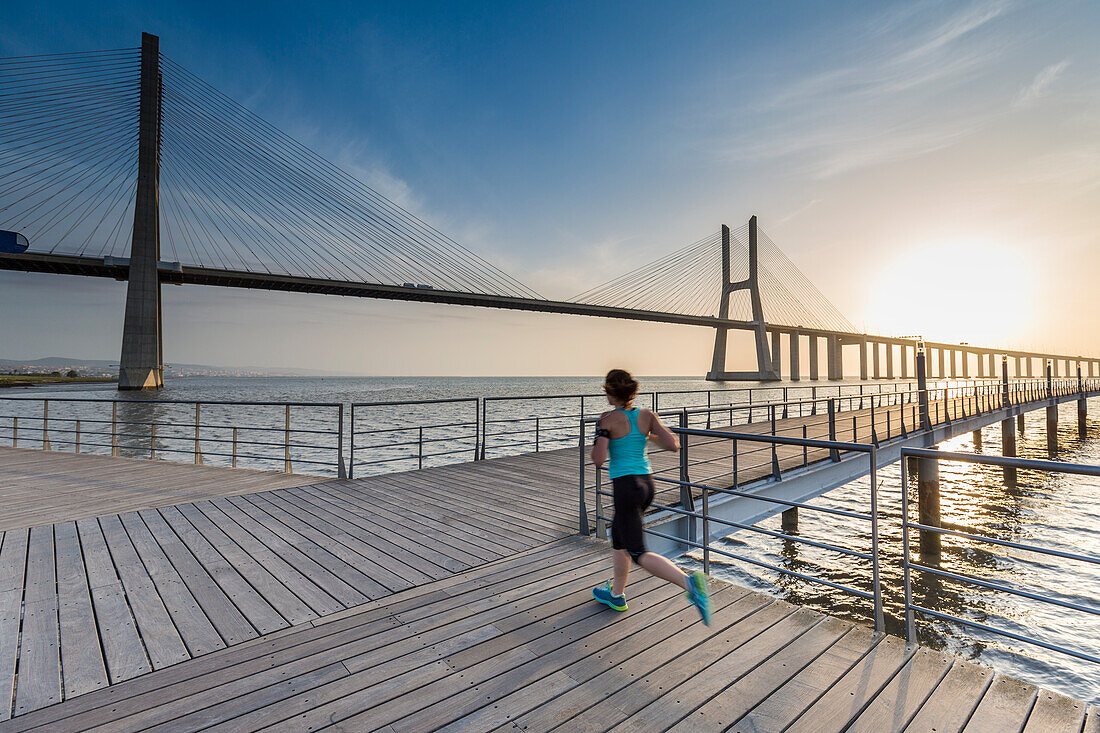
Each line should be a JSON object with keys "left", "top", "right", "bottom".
{"left": 592, "top": 581, "right": 627, "bottom": 611}
{"left": 685, "top": 571, "right": 712, "bottom": 625}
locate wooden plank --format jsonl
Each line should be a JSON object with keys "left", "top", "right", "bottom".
{"left": 137, "top": 508, "right": 259, "bottom": 645}
{"left": 154, "top": 506, "right": 288, "bottom": 636}
{"left": 962, "top": 673, "right": 1038, "bottom": 733}
{"left": 784, "top": 634, "right": 914, "bottom": 733}
{"left": 13, "top": 524, "right": 61, "bottom": 715}
{"left": 904, "top": 659, "right": 993, "bottom": 733}
{"left": 0, "top": 528, "right": 28, "bottom": 721}
{"left": 1021, "top": 689, "right": 1087, "bottom": 733}
{"left": 847, "top": 646, "right": 955, "bottom": 732}
{"left": 666, "top": 616, "right": 852, "bottom": 731}
{"left": 1083, "top": 706, "right": 1100, "bottom": 733}
{"left": 53, "top": 521, "right": 110, "bottom": 699}
{"left": 114, "top": 512, "right": 225, "bottom": 657}
{"left": 75, "top": 518, "right": 151, "bottom": 683}
{"left": 170, "top": 503, "right": 316, "bottom": 627}
{"left": 729, "top": 624, "right": 878, "bottom": 733}
{"left": 210, "top": 497, "right": 367, "bottom": 608}
{"left": 189, "top": 501, "right": 343, "bottom": 618}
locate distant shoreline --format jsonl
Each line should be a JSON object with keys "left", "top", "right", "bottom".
{"left": 0, "top": 376, "right": 116, "bottom": 388}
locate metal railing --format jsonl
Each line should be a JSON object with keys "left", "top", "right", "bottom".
{"left": 349, "top": 398, "right": 478, "bottom": 477}
{"left": 581, "top": 423, "right": 885, "bottom": 632}
{"left": 0, "top": 396, "right": 346, "bottom": 476}
{"left": 900, "top": 448, "right": 1100, "bottom": 665}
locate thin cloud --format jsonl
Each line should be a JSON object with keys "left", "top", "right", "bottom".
{"left": 1014, "top": 59, "right": 1070, "bottom": 108}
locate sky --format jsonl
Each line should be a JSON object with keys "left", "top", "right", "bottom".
{"left": 2, "top": 1, "right": 1098, "bottom": 375}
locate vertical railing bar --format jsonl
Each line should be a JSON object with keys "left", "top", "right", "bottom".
{"left": 284, "top": 404, "right": 292, "bottom": 474}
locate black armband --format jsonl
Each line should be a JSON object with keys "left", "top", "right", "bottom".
{"left": 594, "top": 428, "right": 611, "bottom": 442}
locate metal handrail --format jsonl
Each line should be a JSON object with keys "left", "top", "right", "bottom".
{"left": 899, "top": 448, "right": 1100, "bottom": 664}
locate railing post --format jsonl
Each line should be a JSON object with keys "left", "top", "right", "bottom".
{"left": 42, "top": 400, "right": 50, "bottom": 451}
{"left": 782, "top": 387, "right": 788, "bottom": 419}
{"left": 75, "top": 419, "right": 81, "bottom": 453}
{"left": 535, "top": 417, "right": 540, "bottom": 453}
{"left": 479, "top": 399, "right": 487, "bottom": 460}
{"left": 284, "top": 404, "right": 292, "bottom": 474}
{"left": 194, "top": 403, "right": 203, "bottom": 465}
{"left": 111, "top": 401, "right": 119, "bottom": 456}
{"left": 418, "top": 425, "right": 424, "bottom": 469}
{"left": 337, "top": 404, "right": 347, "bottom": 479}
{"left": 678, "top": 420, "right": 696, "bottom": 550}
{"left": 11, "top": 416, "right": 17, "bottom": 447}
{"left": 232, "top": 427, "right": 238, "bottom": 468}
{"left": 595, "top": 467, "right": 605, "bottom": 539}
{"left": 827, "top": 399, "right": 839, "bottom": 461}
{"left": 701, "top": 477, "right": 711, "bottom": 575}
{"left": 916, "top": 348, "right": 931, "bottom": 433}
{"left": 870, "top": 446, "right": 884, "bottom": 634}
{"left": 901, "top": 450, "right": 915, "bottom": 642}
{"left": 150, "top": 422, "right": 156, "bottom": 460}
{"left": 578, "top": 418, "right": 590, "bottom": 536}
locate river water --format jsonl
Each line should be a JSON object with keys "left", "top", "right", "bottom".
{"left": 3, "top": 376, "right": 1097, "bottom": 703}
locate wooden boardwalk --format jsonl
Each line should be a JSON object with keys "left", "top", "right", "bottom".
{"left": 0, "top": 392, "right": 1094, "bottom": 730}
{"left": 2, "top": 536, "right": 1095, "bottom": 732}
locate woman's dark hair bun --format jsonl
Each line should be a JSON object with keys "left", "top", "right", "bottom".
{"left": 604, "top": 369, "right": 639, "bottom": 403}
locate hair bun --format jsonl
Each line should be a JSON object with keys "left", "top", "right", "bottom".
{"left": 604, "top": 369, "right": 639, "bottom": 403}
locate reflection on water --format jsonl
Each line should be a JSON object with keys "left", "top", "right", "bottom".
{"left": 690, "top": 398, "right": 1100, "bottom": 704}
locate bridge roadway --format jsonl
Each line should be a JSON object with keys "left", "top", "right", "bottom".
{"left": 0, "top": 399, "right": 1096, "bottom": 729}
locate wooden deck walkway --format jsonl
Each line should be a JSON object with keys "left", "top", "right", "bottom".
{"left": 2, "top": 536, "right": 1094, "bottom": 732}
{"left": 0, "top": 392, "right": 1094, "bottom": 730}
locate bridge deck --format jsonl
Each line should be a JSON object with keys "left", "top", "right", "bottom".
{"left": 0, "top": 394, "right": 1094, "bottom": 730}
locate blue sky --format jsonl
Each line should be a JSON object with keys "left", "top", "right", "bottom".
{"left": 2, "top": 1, "right": 1098, "bottom": 374}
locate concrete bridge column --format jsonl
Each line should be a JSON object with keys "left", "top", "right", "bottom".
{"left": 827, "top": 336, "right": 840, "bottom": 380}
{"left": 962, "top": 352, "right": 970, "bottom": 378}
{"left": 1027, "top": 357, "right": 1033, "bottom": 378}
{"left": 789, "top": 331, "right": 800, "bottom": 381}
{"left": 988, "top": 353, "right": 997, "bottom": 378}
{"left": 118, "top": 33, "right": 164, "bottom": 391}
{"left": 900, "top": 345, "right": 908, "bottom": 379}
{"left": 771, "top": 331, "right": 782, "bottom": 377}
{"left": 972, "top": 428, "right": 982, "bottom": 450}
{"left": 1091, "top": 361, "right": 1096, "bottom": 378}
{"left": 782, "top": 507, "right": 798, "bottom": 532}
{"left": 808, "top": 336, "right": 819, "bottom": 380}
{"left": 949, "top": 350, "right": 957, "bottom": 378}
{"left": 886, "top": 345, "right": 894, "bottom": 379}
{"left": 859, "top": 341, "right": 868, "bottom": 381}
{"left": 873, "top": 342, "right": 881, "bottom": 379}
{"left": 1015, "top": 356, "right": 1022, "bottom": 378}
{"left": 937, "top": 348, "right": 945, "bottom": 379}
{"left": 977, "top": 354, "right": 985, "bottom": 379}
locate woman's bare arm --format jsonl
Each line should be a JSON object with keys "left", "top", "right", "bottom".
{"left": 645, "top": 410, "right": 680, "bottom": 452}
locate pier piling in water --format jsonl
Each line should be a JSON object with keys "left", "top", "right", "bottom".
{"left": 917, "top": 450, "right": 941, "bottom": 560}
{"left": 973, "top": 428, "right": 982, "bottom": 450}
{"left": 1002, "top": 419, "right": 1017, "bottom": 486}
{"left": 1078, "top": 398, "right": 1087, "bottom": 438}
{"left": 781, "top": 507, "right": 798, "bottom": 533}
{"left": 1017, "top": 412, "right": 1025, "bottom": 435}
{"left": 1047, "top": 405, "right": 1059, "bottom": 457}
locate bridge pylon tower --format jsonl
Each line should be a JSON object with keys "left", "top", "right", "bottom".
{"left": 118, "top": 32, "right": 164, "bottom": 390}
{"left": 707, "top": 215, "right": 779, "bottom": 382}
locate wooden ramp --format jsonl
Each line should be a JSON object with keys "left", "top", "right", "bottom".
{"left": 2, "top": 536, "right": 1093, "bottom": 733}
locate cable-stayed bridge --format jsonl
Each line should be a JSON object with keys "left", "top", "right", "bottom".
{"left": 1, "top": 34, "right": 1096, "bottom": 388}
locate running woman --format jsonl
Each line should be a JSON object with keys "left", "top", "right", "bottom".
{"left": 590, "top": 369, "right": 712, "bottom": 624}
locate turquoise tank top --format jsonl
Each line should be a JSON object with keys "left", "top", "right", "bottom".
{"left": 607, "top": 407, "right": 652, "bottom": 479}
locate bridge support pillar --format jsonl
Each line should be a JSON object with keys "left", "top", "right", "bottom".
{"left": 119, "top": 32, "right": 164, "bottom": 391}
{"left": 962, "top": 352, "right": 970, "bottom": 378}
{"left": 988, "top": 353, "right": 996, "bottom": 378}
{"left": 707, "top": 218, "right": 779, "bottom": 382}
{"left": 1017, "top": 412, "right": 1025, "bottom": 435}
{"left": 1046, "top": 405, "right": 1058, "bottom": 457}
{"left": 900, "top": 345, "right": 908, "bottom": 379}
{"left": 1027, "top": 358, "right": 1033, "bottom": 378}
{"left": 781, "top": 507, "right": 798, "bottom": 533}
{"left": 827, "top": 336, "right": 841, "bottom": 380}
{"left": 1079, "top": 398, "right": 1087, "bottom": 439}
{"left": 886, "top": 344, "right": 894, "bottom": 379}
{"left": 808, "top": 336, "right": 819, "bottom": 380}
{"left": 972, "top": 428, "right": 982, "bottom": 450}
{"left": 977, "top": 353, "right": 985, "bottom": 379}
{"left": 859, "top": 340, "right": 868, "bottom": 381}
{"left": 1015, "top": 356, "right": 1022, "bottom": 378}
{"left": 789, "top": 331, "right": 800, "bottom": 381}
{"left": 872, "top": 342, "right": 881, "bottom": 379}
{"left": 937, "top": 348, "right": 945, "bottom": 379}
{"left": 917, "top": 450, "right": 940, "bottom": 561}
{"left": 771, "top": 331, "right": 782, "bottom": 377}
{"left": 1001, "top": 418, "right": 1017, "bottom": 486}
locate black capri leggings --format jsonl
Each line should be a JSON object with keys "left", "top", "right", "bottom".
{"left": 610, "top": 473, "right": 655, "bottom": 565}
